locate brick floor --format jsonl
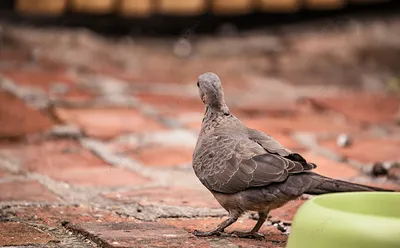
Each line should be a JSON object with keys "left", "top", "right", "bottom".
{"left": 0, "top": 92, "right": 54, "bottom": 138}
{"left": 0, "top": 222, "right": 55, "bottom": 246}
{"left": 15, "top": 205, "right": 134, "bottom": 227}
{"left": 0, "top": 168, "right": 11, "bottom": 178}
{"left": 319, "top": 136, "right": 400, "bottom": 164}
{"left": 0, "top": 20, "right": 399, "bottom": 247}
{"left": 160, "top": 218, "right": 287, "bottom": 247}
{"left": 0, "top": 180, "right": 59, "bottom": 202}
{"left": 104, "top": 187, "right": 221, "bottom": 208}
{"left": 301, "top": 151, "right": 360, "bottom": 179}
{"left": 311, "top": 93, "right": 400, "bottom": 124}
{"left": 67, "top": 222, "right": 208, "bottom": 248}
{"left": 131, "top": 146, "right": 193, "bottom": 167}
{"left": 1, "top": 67, "right": 76, "bottom": 91}
{"left": 136, "top": 92, "right": 204, "bottom": 115}
{"left": 55, "top": 107, "right": 167, "bottom": 139}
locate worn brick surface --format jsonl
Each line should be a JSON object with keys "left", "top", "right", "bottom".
{"left": 0, "top": 92, "right": 54, "bottom": 138}
{"left": 0, "top": 168, "right": 11, "bottom": 178}
{"left": 4, "top": 139, "right": 106, "bottom": 171}
{"left": 1, "top": 68, "right": 76, "bottom": 91}
{"left": 104, "top": 187, "right": 221, "bottom": 208}
{"left": 0, "top": 180, "right": 59, "bottom": 202}
{"left": 131, "top": 146, "right": 193, "bottom": 167}
{"left": 15, "top": 205, "right": 134, "bottom": 227}
{"left": 312, "top": 93, "right": 400, "bottom": 124}
{"left": 160, "top": 218, "right": 287, "bottom": 247}
{"left": 0, "top": 222, "right": 55, "bottom": 246}
{"left": 319, "top": 136, "right": 400, "bottom": 164}
{"left": 1, "top": 18, "right": 400, "bottom": 248}
{"left": 55, "top": 107, "right": 167, "bottom": 139}
{"left": 243, "top": 112, "right": 357, "bottom": 136}
{"left": 49, "top": 167, "right": 151, "bottom": 187}
{"left": 301, "top": 152, "right": 360, "bottom": 179}
{"left": 136, "top": 92, "right": 204, "bottom": 115}
{"left": 67, "top": 222, "right": 208, "bottom": 248}
{"left": 2, "top": 140, "right": 150, "bottom": 186}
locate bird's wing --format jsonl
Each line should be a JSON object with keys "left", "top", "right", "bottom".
{"left": 193, "top": 134, "right": 315, "bottom": 194}
{"left": 248, "top": 128, "right": 316, "bottom": 170}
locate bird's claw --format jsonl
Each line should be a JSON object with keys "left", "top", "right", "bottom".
{"left": 229, "top": 231, "right": 265, "bottom": 240}
{"left": 193, "top": 229, "right": 222, "bottom": 237}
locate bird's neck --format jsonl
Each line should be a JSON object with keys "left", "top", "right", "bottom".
{"left": 202, "top": 103, "right": 230, "bottom": 122}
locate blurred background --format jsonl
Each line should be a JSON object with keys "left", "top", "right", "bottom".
{"left": 0, "top": 0, "right": 399, "bottom": 247}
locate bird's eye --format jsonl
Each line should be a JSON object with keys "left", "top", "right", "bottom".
{"left": 197, "top": 82, "right": 200, "bottom": 87}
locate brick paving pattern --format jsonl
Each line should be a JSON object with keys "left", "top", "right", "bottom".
{"left": 0, "top": 19, "right": 400, "bottom": 247}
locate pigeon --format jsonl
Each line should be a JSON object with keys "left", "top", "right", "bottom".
{"left": 192, "top": 72, "right": 393, "bottom": 239}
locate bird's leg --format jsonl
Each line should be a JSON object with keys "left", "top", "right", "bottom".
{"left": 193, "top": 214, "right": 239, "bottom": 237}
{"left": 230, "top": 211, "right": 269, "bottom": 239}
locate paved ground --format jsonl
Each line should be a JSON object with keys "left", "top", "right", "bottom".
{"left": 0, "top": 18, "right": 400, "bottom": 247}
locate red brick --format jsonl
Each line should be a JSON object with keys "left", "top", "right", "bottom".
{"left": 301, "top": 152, "right": 360, "bottom": 179}
{"left": 0, "top": 50, "right": 28, "bottom": 65}
{"left": 319, "top": 136, "right": 400, "bottom": 164}
{"left": 0, "top": 180, "right": 59, "bottom": 202}
{"left": 0, "top": 169, "right": 11, "bottom": 178}
{"left": 48, "top": 167, "right": 151, "bottom": 187}
{"left": 243, "top": 112, "right": 357, "bottom": 136}
{"left": 3, "top": 140, "right": 150, "bottom": 187}
{"left": 270, "top": 199, "right": 306, "bottom": 223}
{"left": 67, "top": 222, "right": 207, "bottom": 248}
{"left": 58, "top": 87, "right": 95, "bottom": 103}
{"left": 15, "top": 205, "right": 134, "bottom": 227}
{"left": 55, "top": 107, "right": 166, "bottom": 139}
{"left": 0, "top": 92, "right": 54, "bottom": 138}
{"left": 104, "top": 187, "right": 221, "bottom": 208}
{"left": 136, "top": 92, "right": 205, "bottom": 119}
{"left": 311, "top": 93, "right": 400, "bottom": 124}
{"left": 160, "top": 218, "right": 287, "bottom": 246}
{"left": 1, "top": 67, "right": 75, "bottom": 91}
{"left": 0, "top": 222, "right": 55, "bottom": 246}
{"left": 3, "top": 140, "right": 107, "bottom": 172}
{"left": 131, "top": 146, "right": 193, "bottom": 167}
{"left": 232, "top": 100, "right": 297, "bottom": 119}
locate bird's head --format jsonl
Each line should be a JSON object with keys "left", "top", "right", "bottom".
{"left": 197, "top": 72, "right": 229, "bottom": 114}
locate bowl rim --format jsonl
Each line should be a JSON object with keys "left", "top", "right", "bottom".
{"left": 306, "top": 192, "right": 400, "bottom": 220}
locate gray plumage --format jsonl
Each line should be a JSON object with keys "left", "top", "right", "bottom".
{"left": 192, "top": 72, "right": 391, "bottom": 239}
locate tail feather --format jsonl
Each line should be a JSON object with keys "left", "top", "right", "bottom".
{"left": 305, "top": 173, "right": 394, "bottom": 195}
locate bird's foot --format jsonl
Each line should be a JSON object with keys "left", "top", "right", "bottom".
{"left": 229, "top": 231, "right": 265, "bottom": 240}
{"left": 193, "top": 229, "right": 223, "bottom": 237}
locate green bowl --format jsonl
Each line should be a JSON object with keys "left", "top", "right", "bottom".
{"left": 286, "top": 192, "right": 400, "bottom": 248}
